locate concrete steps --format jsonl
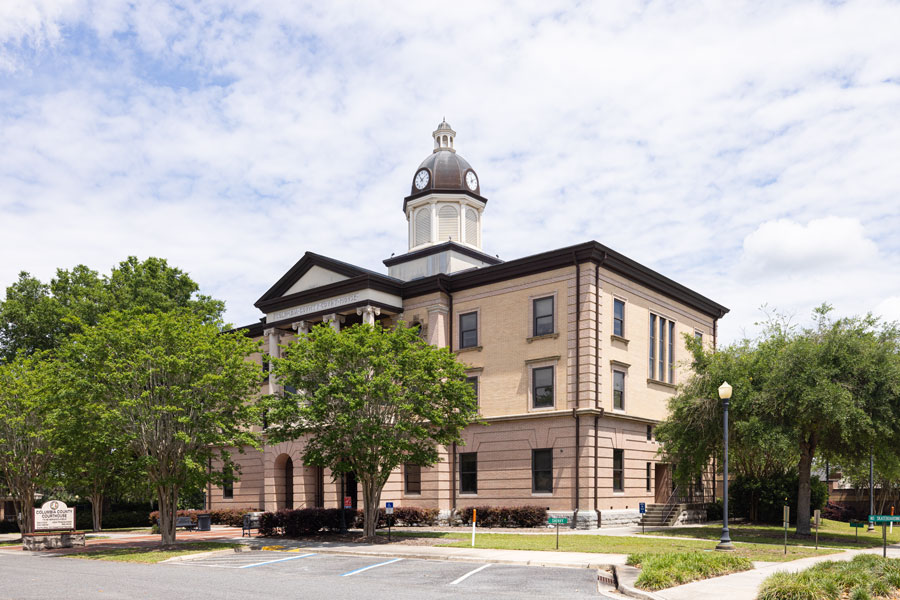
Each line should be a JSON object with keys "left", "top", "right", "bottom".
{"left": 639, "top": 503, "right": 681, "bottom": 527}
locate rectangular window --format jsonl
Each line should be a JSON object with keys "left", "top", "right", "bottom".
{"left": 532, "top": 366, "right": 554, "bottom": 409}
{"left": 532, "top": 448, "right": 553, "bottom": 493}
{"left": 533, "top": 297, "right": 554, "bottom": 336}
{"left": 466, "top": 376, "right": 479, "bottom": 404}
{"left": 649, "top": 315, "right": 656, "bottom": 379}
{"left": 613, "top": 299, "right": 625, "bottom": 337}
{"left": 695, "top": 331, "right": 703, "bottom": 343}
{"left": 404, "top": 464, "right": 421, "bottom": 495}
{"left": 612, "top": 370, "right": 625, "bottom": 410}
{"left": 646, "top": 462, "right": 652, "bottom": 492}
{"left": 459, "top": 452, "right": 477, "bottom": 494}
{"left": 459, "top": 312, "right": 478, "bottom": 349}
{"left": 658, "top": 317, "right": 666, "bottom": 380}
{"left": 613, "top": 449, "right": 624, "bottom": 492}
{"left": 646, "top": 425, "right": 653, "bottom": 441}
{"left": 668, "top": 321, "right": 675, "bottom": 383}
{"left": 223, "top": 468, "right": 234, "bottom": 500}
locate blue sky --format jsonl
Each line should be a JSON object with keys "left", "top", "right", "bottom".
{"left": 1, "top": 1, "right": 899, "bottom": 342}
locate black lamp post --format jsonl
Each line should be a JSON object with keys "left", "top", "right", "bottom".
{"left": 340, "top": 472, "right": 347, "bottom": 534}
{"left": 716, "top": 381, "right": 735, "bottom": 551}
{"left": 868, "top": 454, "right": 875, "bottom": 532}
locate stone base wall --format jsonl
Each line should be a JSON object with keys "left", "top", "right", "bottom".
{"left": 676, "top": 508, "right": 707, "bottom": 525}
{"left": 23, "top": 532, "right": 86, "bottom": 550}
{"left": 599, "top": 509, "right": 641, "bottom": 527}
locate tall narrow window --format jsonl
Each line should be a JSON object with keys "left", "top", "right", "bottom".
{"left": 532, "top": 366, "right": 554, "bottom": 409}
{"left": 466, "top": 376, "right": 479, "bottom": 405}
{"left": 438, "top": 204, "right": 458, "bottom": 241}
{"left": 404, "top": 464, "right": 421, "bottom": 495}
{"left": 414, "top": 207, "right": 431, "bottom": 246}
{"left": 465, "top": 208, "right": 478, "bottom": 245}
{"left": 658, "top": 317, "right": 666, "bottom": 380}
{"left": 695, "top": 331, "right": 703, "bottom": 343}
{"left": 613, "top": 299, "right": 625, "bottom": 337}
{"left": 668, "top": 320, "right": 675, "bottom": 382}
{"left": 647, "top": 425, "right": 653, "bottom": 441}
{"left": 649, "top": 315, "right": 656, "bottom": 379}
{"left": 646, "top": 462, "right": 652, "bottom": 492}
{"left": 223, "top": 467, "right": 234, "bottom": 500}
{"left": 612, "top": 370, "right": 625, "bottom": 410}
{"left": 533, "top": 297, "right": 554, "bottom": 336}
{"left": 532, "top": 449, "right": 553, "bottom": 493}
{"left": 459, "top": 312, "right": 478, "bottom": 349}
{"left": 459, "top": 452, "right": 477, "bottom": 494}
{"left": 613, "top": 449, "right": 624, "bottom": 492}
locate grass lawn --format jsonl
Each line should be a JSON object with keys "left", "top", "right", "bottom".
{"left": 379, "top": 530, "right": 834, "bottom": 562}
{"left": 644, "top": 518, "right": 899, "bottom": 549}
{"left": 758, "top": 554, "right": 900, "bottom": 600}
{"left": 65, "top": 542, "right": 237, "bottom": 563}
{"left": 627, "top": 551, "right": 753, "bottom": 590}
{"left": 0, "top": 539, "right": 22, "bottom": 546}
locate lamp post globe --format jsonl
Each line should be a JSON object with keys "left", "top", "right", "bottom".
{"left": 716, "top": 381, "right": 735, "bottom": 551}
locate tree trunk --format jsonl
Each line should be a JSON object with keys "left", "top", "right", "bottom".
{"left": 12, "top": 483, "right": 35, "bottom": 535}
{"left": 157, "top": 485, "right": 179, "bottom": 547}
{"left": 361, "top": 476, "right": 383, "bottom": 539}
{"left": 90, "top": 492, "right": 103, "bottom": 532}
{"left": 795, "top": 438, "right": 815, "bottom": 536}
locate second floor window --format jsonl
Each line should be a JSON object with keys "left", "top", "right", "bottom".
{"left": 466, "top": 376, "right": 479, "bottom": 405}
{"left": 533, "top": 297, "right": 554, "bottom": 336}
{"left": 613, "top": 370, "right": 625, "bottom": 410}
{"left": 532, "top": 366, "right": 554, "bottom": 409}
{"left": 613, "top": 299, "right": 625, "bottom": 337}
{"left": 650, "top": 313, "right": 675, "bottom": 383}
{"left": 459, "top": 312, "right": 478, "bottom": 348}
{"left": 459, "top": 452, "right": 477, "bottom": 494}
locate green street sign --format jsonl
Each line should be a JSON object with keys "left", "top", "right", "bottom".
{"left": 868, "top": 515, "right": 900, "bottom": 524}
{"left": 850, "top": 521, "right": 867, "bottom": 528}
{"left": 548, "top": 517, "right": 569, "bottom": 524}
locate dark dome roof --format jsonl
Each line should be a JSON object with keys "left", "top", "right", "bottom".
{"left": 411, "top": 149, "right": 481, "bottom": 196}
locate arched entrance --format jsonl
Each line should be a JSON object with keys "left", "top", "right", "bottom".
{"left": 273, "top": 453, "right": 295, "bottom": 510}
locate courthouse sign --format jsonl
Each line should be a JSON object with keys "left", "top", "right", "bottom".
{"left": 33, "top": 500, "right": 75, "bottom": 531}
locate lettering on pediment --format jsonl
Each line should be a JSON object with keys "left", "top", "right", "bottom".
{"left": 271, "top": 293, "right": 361, "bottom": 322}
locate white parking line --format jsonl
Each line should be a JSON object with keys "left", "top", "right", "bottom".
{"left": 449, "top": 563, "right": 491, "bottom": 585}
{"left": 340, "top": 557, "right": 403, "bottom": 577}
{"left": 238, "top": 553, "right": 316, "bottom": 568}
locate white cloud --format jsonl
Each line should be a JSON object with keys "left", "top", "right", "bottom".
{"left": 0, "top": 1, "right": 899, "bottom": 340}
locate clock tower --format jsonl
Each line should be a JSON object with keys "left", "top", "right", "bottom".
{"left": 384, "top": 120, "right": 501, "bottom": 281}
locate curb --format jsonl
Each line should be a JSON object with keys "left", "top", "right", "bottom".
{"left": 161, "top": 549, "right": 236, "bottom": 563}
{"left": 611, "top": 565, "right": 666, "bottom": 600}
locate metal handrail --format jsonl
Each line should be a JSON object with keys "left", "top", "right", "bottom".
{"left": 660, "top": 484, "right": 682, "bottom": 525}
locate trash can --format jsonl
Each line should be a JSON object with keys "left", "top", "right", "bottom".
{"left": 197, "top": 514, "right": 211, "bottom": 532}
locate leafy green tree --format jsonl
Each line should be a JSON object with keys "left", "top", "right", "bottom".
{"left": 0, "top": 353, "right": 59, "bottom": 534}
{"left": 64, "top": 310, "right": 263, "bottom": 546}
{"left": 266, "top": 322, "right": 479, "bottom": 538}
{"left": 0, "top": 274, "right": 65, "bottom": 362}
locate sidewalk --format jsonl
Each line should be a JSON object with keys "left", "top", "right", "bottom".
{"left": 656, "top": 544, "right": 900, "bottom": 600}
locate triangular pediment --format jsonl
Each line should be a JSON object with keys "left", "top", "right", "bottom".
{"left": 283, "top": 265, "right": 349, "bottom": 295}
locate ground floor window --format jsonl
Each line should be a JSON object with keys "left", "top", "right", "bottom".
{"left": 223, "top": 467, "right": 234, "bottom": 499}
{"left": 460, "top": 452, "right": 477, "bottom": 494}
{"left": 532, "top": 448, "right": 553, "bottom": 493}
{"left": 405, "top": 464, "right": 421, "bottom": 495}
{"left": 613, "top": 449, "right": 624, "bottom": 492}
{"left": 646, "top": 462, "right": 652, "bottom": 492}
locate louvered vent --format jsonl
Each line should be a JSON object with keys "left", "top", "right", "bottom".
{"left": 415, "top": 208, "right": 431, "bottom": 246}
{"left": 438, "top": 204, "right": 458, "bottom": 241}
{"left": 465, "top": 208, "right": 478, "bottom": 245}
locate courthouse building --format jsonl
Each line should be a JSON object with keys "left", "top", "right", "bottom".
{"left": 212, "top": 120, "right": 728, "bottom": 528}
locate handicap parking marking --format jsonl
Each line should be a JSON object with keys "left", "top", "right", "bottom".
{"left": 340, "top": 557, "right": 403, "bottom": 577}
{"left": 449, "top": 563, "right": 491, "bottom": 585}
{"left": 238, "top": 552, "right": 316, "bottom": 569}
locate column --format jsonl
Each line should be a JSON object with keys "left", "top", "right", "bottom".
{"left": 264, "top": 328, "right": 281, "bottom": 394}
{"left": 322, "top": 313, "right": 345, "bottom": 332}
{"left": 291, "top": 320, "right": 310, "bottom": 334}
{"left": 356, "top": 305, "right": 381, "bottom": 325}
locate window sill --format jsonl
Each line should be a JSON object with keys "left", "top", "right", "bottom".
{"left": 611, "top": 408, "right": 626, "bottom": 415}
{"left": 530, "top": 405, "right": 556, "bottom": 412}
{"left": 459, "top": 493, "right": 478, "bottom": 497}
{"left": 647, "top": 378, "right": 677, "bottom": 390}
{"left": 531, "top": 492, "right": 553, "bottom": 497}
{"left": 456, "top": 346, "right": 483, "bottom": 353}
{"left": 403, "top": 493, "right": 422, "bottom": 497}
{"left": 527, "top": 332, "right": 559, "bottom": 343}
{"left": 610, "top": 335, "right": 629, "bottom": 346}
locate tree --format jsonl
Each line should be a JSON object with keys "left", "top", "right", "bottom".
{"left": 0, "top": 353, "right": 59, "bottom": 534}
{"left": 266, "top": 322, "right": 479, "bottom": 538}
{"left": 64, "top": 309, "right": 263, "bottom": 546}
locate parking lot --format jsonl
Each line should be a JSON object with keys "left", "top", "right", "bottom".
{"left": 172, "top": 550, "right": 604, "bottom": 598}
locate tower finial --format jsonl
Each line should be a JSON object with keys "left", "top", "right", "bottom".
{"left": 432, "top": 119, "right": 456, "bottom": 153}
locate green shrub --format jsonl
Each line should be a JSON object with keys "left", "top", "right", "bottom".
{"left": 730, "top": 471, "right": 827, "bottom": 524}
{"left": 758, "top": 555, "right": 900, "bottom": 600}
{"left": 457, "top": 505, "right": 548, "bottom": 527}
{"left": 627, "top": 552, "right": 752, "bottom": 590}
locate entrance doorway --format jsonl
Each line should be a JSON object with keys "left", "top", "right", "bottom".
{"left": 284, "top": 457, "right": 294, "bottom": 509}
{"left": 654, "top": 463, "right": 671, "bottom": 504}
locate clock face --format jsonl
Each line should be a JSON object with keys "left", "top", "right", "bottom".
{"left": 465, "top": 171, "right": 478, "bottom": 191}
{"left": 414, "top": 169, "right": 430, "bottom": 190}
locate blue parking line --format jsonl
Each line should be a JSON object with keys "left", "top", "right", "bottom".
{"left": 340, "top": 557, "right": 403, "bottom": 577}
{"left": 238, "top": 553, "right": 316, "bottom": 568}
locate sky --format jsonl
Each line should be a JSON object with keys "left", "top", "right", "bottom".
{"left": 1, "top": 0, "right": 899, "bottom": 343}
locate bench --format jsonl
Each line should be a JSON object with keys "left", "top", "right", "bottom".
{"left": 242, "top": 513, "right": 261, "bottom": 537}
{"left": 175, "top": 516, "right": 196, "bottom": 531}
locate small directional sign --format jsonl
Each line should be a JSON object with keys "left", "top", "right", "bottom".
{"left": 385, "top": 502, "right": 394, "bottom": 515}
{"left": 850, "top": 521, "right": 867, "bottom": 528}
{"left": 639, "top": 502, "right": 646, "bottom": 514}
{"left": 548, "top": 517, "right": 569, "bottom": 524}
{"left": 869, "top": 515, "right": 900, "bottom": 524}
